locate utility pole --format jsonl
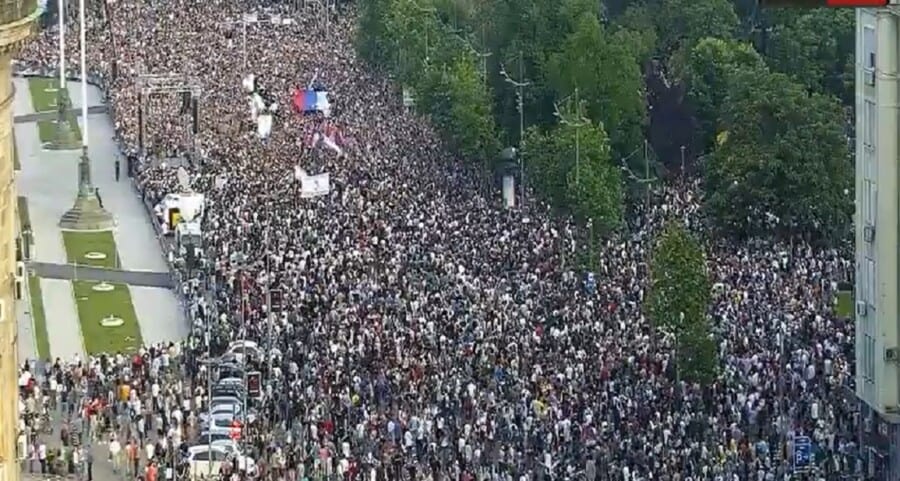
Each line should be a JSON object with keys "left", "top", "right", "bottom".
{"left": 412, "top": 2, "right": 436, "bottom": 68}
{"left": 680, "top": 145, "right": 686, "bottom": 176}
{"left": 265, "top": 196, "right": 274, "bottom": 374}
{"left": 554, "top": 87, "right": 589, "bottom": 189}
{"left": 645, "top": 140, "right": 650, "bottom": 208}
{"left": 500, "top": 51, "right": 530, "bottom": 207}
{"left": 618, "top": 141, "right": 654, "bottom": 214}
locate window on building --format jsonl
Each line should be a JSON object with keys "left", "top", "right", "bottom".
{"left": 867, "top": 257, "right": 876, "bottom": 308}
{"left": 865, "top": 180, "right": 877, "bottom": 225}
{"left": 864, "top": 26, "right": 876, "bottom": 71}
{"left": 864, "top": 334, "right": 876, "bottom": 382}
{"left": 865, "top": 100, "right": 876, "bottom": 149}
{"left": 858, "top": 258, "right": 868, "bottom": 305}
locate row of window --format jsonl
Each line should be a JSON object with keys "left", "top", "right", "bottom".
{"left": 859, "top": 257, "right": 877, "bottom": 307}
{"left": 862, "top": 333, "right": 877, "bottom": 383}
{"left": 864, "top": 25, "right": 876, "bottom": 73}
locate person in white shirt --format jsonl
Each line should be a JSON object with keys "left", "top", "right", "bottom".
{"left": 109, "top": 435, "right": 122, "bottom": 473}
{"left": 145, "top": 442, "right": 155, "bottom": 463}
{"left": 38, "top": 442, "right": 47, "bottom": 474}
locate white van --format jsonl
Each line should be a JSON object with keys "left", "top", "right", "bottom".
{"left": 187, "top": 445, "right": 229, "bottom": 480}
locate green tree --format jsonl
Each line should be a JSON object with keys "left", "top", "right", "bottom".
{"left": 546, "top": 13, "right": 646, "bottom": 158}
{"left": 646, "top": 222, "right": 716, "bottom": 383}
{"left": 706, "top": 67, "right": 853, "bottom": 241}
{"left": 357, "top": 0, "right": 500, "bottom": 166}
{"left": 418, "top": 54, "right": 500, "bottom": 161}
{"left": 766, "top": 8, "right": 854, "bottom": 103}
{"left": 524, "top": 116, "right": 623, "bottom": 231}
{"left": 657, "top": 0, "right": 738, "bottom": 59}
{"left": 680, "top": 37, "right": 764, "bottom": 149}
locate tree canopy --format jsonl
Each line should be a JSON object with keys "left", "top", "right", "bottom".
{"left": 356, "top": 0, "right": 855, "bottom": 245}
{"left": 646, "top": 222, "right": 717, "bottom": 383}
{"left": 706, "top": 66, "right": 853, "bottom": 240}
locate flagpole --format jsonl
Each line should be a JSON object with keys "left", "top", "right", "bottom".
{"left": 50, "top": 0, "right": 80, "bottom": 151}
{"left": 79, "top": 0, "right": 88, "bottom": 146}
{"left": 58, "top": 0, "right": 65, "bottom": 88}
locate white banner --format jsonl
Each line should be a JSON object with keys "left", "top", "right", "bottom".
{"left": 257, "top": 114, "right": 273, "bottom": 139}
{"left": 300, "top": 173, "right": 330, "bottom": 198}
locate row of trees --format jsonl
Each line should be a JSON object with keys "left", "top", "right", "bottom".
{"left": 357, "top": 0, "right": 644, "bottom": 231}
{"left": 355, "top": 0, "right": 857, "bottom": 380}
{"left": 358, "top": 0, "right": 855, "bottom": 243}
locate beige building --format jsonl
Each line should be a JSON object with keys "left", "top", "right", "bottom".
{"left": 856, "top": 6, "right": 900, "bottom": 480}
{"left": 0, "top": 2, "right": 39, "bottom": 481}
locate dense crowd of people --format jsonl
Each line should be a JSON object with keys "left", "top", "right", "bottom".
{"left": 15, "top": 1, "right": 862, "bottom": 480}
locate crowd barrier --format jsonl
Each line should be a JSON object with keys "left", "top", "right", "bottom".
{"left": 11, "top": 63, "right": 195, "bottom": 330}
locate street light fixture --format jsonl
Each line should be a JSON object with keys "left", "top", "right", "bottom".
{"left": 553, "top": 87, "right": 590, "bottom": 189}
{"left": 499, "top": 52, "right": 530, "bottom": 207}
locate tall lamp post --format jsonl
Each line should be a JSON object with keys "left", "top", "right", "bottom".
{"left": 58, "top": 0, "right": 114, "bottom": 230}
{"left": 553, "top": 87, "right": 589, "bottom": 189}
{"left": 500, "top": 52, "right": 530, "bottom": 207}
{"left": 49, "top": 0, "right": 79, "bottom": 150}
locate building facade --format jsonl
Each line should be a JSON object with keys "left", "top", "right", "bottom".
{"left": 855, "top": 7, "right": 900, "bottom": 481}
{"left": 0, "top": 3, "right": 39, "bottom": 481}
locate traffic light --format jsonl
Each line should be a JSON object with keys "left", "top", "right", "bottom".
{"left": 247, "top": 371, "right": 261, "bottom": 398}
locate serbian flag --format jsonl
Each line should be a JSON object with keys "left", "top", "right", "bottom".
{"left": 292, "top": 88, "right": 331, "bottom": 116}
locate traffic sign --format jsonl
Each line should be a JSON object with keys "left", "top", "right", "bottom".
{"left": 793, "top": 436, "right": 812, "bottom": 472}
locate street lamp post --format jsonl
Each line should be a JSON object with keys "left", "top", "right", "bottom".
{"left": 411, "top": 2, "right": 436, "bottom": 68}
{"left": 553, "top": 87, "right": 589, "bottom": 189}
{"left": 500, "top": 52, "right": 530, "bottom": 207}
{"left": 59, "top": 0, "right": 114, "bottom": 230}
{"left": 50, "top": 0, "right": 80, "bottom": 151}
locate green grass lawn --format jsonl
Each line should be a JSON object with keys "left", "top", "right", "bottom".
{"left": 28, "top": 78, "right": 82, "bottom": 144}
{"left": 61, "top": 230, "right": 119, "bottom": 269}
{"left": 27, "top": 274, "right": 51, "bottom": 360}
{"left": 36, "top": 119, "right": 82, "bottom": 145}
{"left": 72, "top": 280, "right": 142, "bottom": 355}
{"left": 836, "top": 290, "right": 853, "bottom": 319}
{"left": 27, "top": 77, "right": 60, "bottom": 112}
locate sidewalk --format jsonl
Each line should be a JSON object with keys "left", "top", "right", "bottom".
{"left": 130, "top": 286, "right": 189, "bottom": 345}
{"left": 14, "top": 120, "right": 71, "bottom": 265}
{"left": 41, "top": 278, "right": 84, "bottom": 360}
{"left": 74, "top": 83, "right": 169, "bottom": 273}
{"left": 16, "top": 280, "right": 37, "bottom": 362}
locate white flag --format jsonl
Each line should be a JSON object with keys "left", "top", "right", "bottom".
{"left": 257, "top": 114, "right": 273, "bottom": 139}
{"left": 300, "top": 173, "right": 330, "bottom": 198}
{"left": 321, "top": 135, "right": 343, "bottom": 156}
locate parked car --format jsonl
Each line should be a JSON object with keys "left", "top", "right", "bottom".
{"left": 227, "top": 341, "right": 261, "bottom": 364}
{"left": 196, "top": 432, "right": 233, "bottom": 446}
{"left": 187, "top": 445, "right": 229, "bottom": 479}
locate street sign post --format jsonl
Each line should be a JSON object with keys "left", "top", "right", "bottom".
{"left": 794, "top": 436, "right": 812, "bottom": 473}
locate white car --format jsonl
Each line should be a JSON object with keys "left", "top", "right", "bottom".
{"left": 227, "top": 341, "right": 262, "bottom": 364}
{"left": 188, "top": 444, "right": 257, "bottom": 475}
{"left": 201, "top": 415, "right": 247, "bottom": 436}
{"left": 187, "top": 445, "right": 229, "bottom": 479}
{"left": 199, "top": 402, "right": 244, "bottom": 424}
